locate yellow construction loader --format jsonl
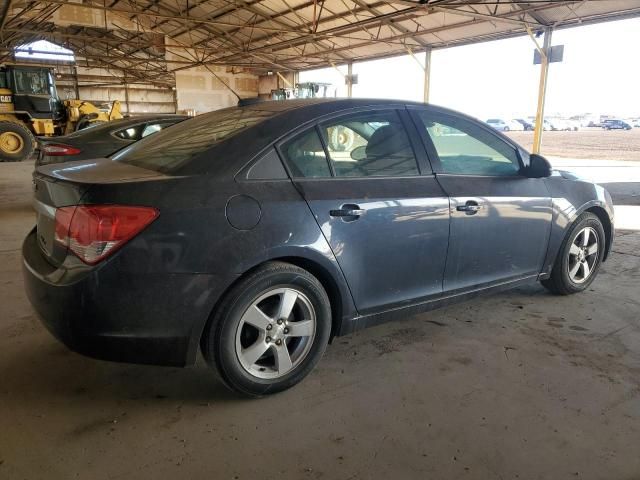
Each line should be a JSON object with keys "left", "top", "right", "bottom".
{"left": 0, "top": 64, "right": 122, "bottom": 162}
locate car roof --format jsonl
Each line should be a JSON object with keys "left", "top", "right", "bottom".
{"left": 238, "top": 97, "right": 419, "bottom": 113}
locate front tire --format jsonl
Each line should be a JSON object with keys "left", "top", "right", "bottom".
{"left": 202, "top": 262, "right": 332, "bottom": 396}
{"left": 0, "top": 121, "right": 35, "bottom": 162}
{"left": 541, "top": 212, "right": 605, "bottom": 295}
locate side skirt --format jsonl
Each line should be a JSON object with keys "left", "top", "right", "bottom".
{"left": 338, "top": 275, "right": 540, "bottom": 336}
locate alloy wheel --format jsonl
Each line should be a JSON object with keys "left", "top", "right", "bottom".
{"left": 235, "top": 287, "right": 316, "bottom": 379}
{"left": 567, "top": 227, "right": 599, "bottom": 284}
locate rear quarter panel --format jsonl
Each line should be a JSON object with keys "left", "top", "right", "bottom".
{"left": 82, "top": 169, "right": 357, "bottom": 361}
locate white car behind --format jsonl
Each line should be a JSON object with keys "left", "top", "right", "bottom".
{"left": 486, "top": 118, "right": 524, "bottom": 132}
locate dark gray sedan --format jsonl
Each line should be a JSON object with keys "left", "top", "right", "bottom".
{"left": 36, "top": 114, "right": 189, "bottom": 166}
{"left": 23, "top": 99, "right": 614, "bottom": 396}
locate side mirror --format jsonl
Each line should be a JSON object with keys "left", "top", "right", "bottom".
{"left": 524, "top": 153, "right": 552, "bottom": 178}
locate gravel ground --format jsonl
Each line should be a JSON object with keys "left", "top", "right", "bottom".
{"left": 2, "top": 161, "right": 640, "bottom": 479}
{"left": 506, "top": 128, "right": 640, "bottom": 161}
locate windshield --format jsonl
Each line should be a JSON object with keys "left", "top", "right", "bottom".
{"left": 14, "top": 69, "right": 50, "bottom": 95}
{"left": 112, "top": 107, "right": 275, "bottom": 173}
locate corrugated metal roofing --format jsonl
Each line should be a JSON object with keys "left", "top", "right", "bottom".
{"left": 1, "top": 0, "right": 639, "bottom": 83}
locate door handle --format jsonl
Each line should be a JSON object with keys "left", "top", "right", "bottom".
{"left": 456, "top": 200, "right": 483, "bottom": 215}
{"left": 330, "top": 204, "right": 366, "bottom": 219}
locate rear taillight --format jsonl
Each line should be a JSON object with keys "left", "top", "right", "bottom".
{"left": 54, "top": 205, "right": 159, "bottom": 264}
{"left": 43, "top": 144, "right": 82, "bottom": 156}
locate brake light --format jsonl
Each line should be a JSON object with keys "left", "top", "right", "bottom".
{"left": 43, "top": 144, "right": 82, "bottom": 156}
{"left": 54, "top": 205, "right": 159, "bottom": 264}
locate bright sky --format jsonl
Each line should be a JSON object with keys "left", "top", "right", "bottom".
{"left": 299, "top": 17, "right": 640, "bottom": 120}
{"left": 15, "top": 39, "right": 75, "bottom": 62}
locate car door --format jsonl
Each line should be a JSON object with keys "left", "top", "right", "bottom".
{"left": 409, "top": 107, "right": 553, "bottom": 293}
{"left": 277, "top": 108, "right": 450, "bottom": 315}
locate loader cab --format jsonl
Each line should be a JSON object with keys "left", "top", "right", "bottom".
{"left": 1, "top": 65, "right": 65, "bottom": 120}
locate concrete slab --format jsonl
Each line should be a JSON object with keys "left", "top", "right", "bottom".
{"left": 1, "top": 162, "right": 639, "bottom": 479}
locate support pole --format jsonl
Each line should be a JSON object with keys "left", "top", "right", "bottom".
{"left": 346, "top": 62, "right": 353, "bottom": 98}
{"left": 423, "top": 48, "right": 431, "bottom": 103}
{"left": 532, "top": 27, "right": 553, "bottom": 154}
{"left": 72, "top": 66, "right": 80, "bottom": 100}
{"left": 124, "top": 82, "right": 130, "bottom": 114}
{"left": 407, "top": 47, "right": 431, "bottom": 103}
{"left": 276, "top": 71, "right": 293, "bottom": 88}
{"left": 173, "top": 87, "right": 178, "bottom": 114}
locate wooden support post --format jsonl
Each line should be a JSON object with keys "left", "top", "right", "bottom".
{"left": 423, "top": 48, "right": 431, "bottom": 103}
{"left": 532, "top": 27, "right": 553, "bottom": 154}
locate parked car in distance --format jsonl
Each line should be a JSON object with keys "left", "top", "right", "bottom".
{"left": 546, "top": 118, "right": 575, "bottom": 131}
{"left": 631, "top": 118, "right": 640, "bottom": 128}
{"left": 567, "top": 120, "right": 580, "bottom": 131}
{"left": 486, "top": 118, "right": 523, "bottom": 132}
{"left": 602, "top": 119, "right": 632, "bottom": 130}
{"left": 514, "top": 118, "right": 534, "bottom": 131}
{"left": 24, "top": 99, "right": 614, "bottom": 396}
{"left": 36, "top": 115, "right": 189, "bottom": 166}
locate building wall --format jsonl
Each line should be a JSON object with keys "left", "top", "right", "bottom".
{"left": 167, "top": 43, "right": 259, "bottom": 114}
{"left": 52, "top": 65, "right": 176, "bottom": 115}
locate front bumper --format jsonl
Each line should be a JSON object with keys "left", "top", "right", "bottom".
{"left": 22, "top": 228, "right": 236, "bottom": 367}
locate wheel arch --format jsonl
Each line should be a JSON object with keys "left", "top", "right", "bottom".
{"left": 584, "top": 205, "right": 613, "bottom": 261}
{"left": 274, "top": 255, "right": 345, "bottom": 340}
{"left": 196, "top": 251, "right": 355, "bottom": 363}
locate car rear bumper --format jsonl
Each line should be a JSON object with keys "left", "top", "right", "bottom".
{"left": 22, "top": 228, "right": 237, "bottom": 367}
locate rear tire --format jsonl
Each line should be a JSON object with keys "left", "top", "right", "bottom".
{"left": 202, "top": 262, "right": 332, "bottom": 397}
{"left": 0, "top": 121, "right": 35, "bottom": 162}
{"left": 541, "top": 212, "right": 605, "bottom": 295}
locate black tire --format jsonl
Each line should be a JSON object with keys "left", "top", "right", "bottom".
{"left": 541, "top": 212, "right": 606, "bottom": 295}
{"left": 503, "top": 126, "right": 510, "bottom": 132}
{"left": 202, "top": 261, "right": 332, "bottom": 397}
{"left": 0, "top": 121, "right": 36, "bottom": 162}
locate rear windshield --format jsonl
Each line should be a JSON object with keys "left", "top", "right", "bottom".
{"left": 112, "top": 107, "right": 276, "bottom": 173}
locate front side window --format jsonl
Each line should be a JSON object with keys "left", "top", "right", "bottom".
{"left": 141, "top": 123, "right": 164, "bottom": 138}
{"left": 114, "top": 125, "right": 144, "bottom": 140}
{"left": 319, "top": 111, "right": 419, "bottom": 177}
{"left": 415, "top": 111, "right": 520, "bottom": 176}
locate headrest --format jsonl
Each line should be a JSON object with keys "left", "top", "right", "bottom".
{"left": 365, "top": 124, "right": 410, "bottom": 158}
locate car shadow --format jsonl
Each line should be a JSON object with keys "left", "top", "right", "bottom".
{"left": 0, "top": 337, "right": 247, "bottom": 405}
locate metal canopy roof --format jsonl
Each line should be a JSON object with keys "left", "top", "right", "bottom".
{"left": 1, "top": 0, "right": 639, "bottom": 85}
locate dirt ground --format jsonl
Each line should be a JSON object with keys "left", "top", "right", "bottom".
{"left": 1, "top": 161, "right": 640, "bottom": 479}
{"left": 507, "top": 128, "right": 640, "bottom": 161}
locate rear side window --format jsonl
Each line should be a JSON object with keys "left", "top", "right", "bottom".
{"left": 415, "top": 111, "right": 520, "bottom": 176}
{"left": 319, "top": 111, "right": 419, "bottom": 177}
{"left": 113, "top": 108, "right": 275, "bottom": 173}
{"left": 280, "top": 129, "right": 331, "bottom": 178}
